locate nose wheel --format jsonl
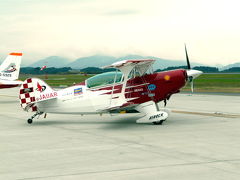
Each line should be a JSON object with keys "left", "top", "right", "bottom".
{"left": 27, "top": 118, "right": 33, "bottom": 124}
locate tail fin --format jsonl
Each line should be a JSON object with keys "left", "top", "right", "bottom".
{"left": 19, "top": 78, "right": 58, "bottom": 112}
{"left": 0, "top": 53, "right": 22, "bottom": 81}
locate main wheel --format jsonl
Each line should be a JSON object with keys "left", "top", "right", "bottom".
{"left": 153, "top": 120, "right": 164, "bottom": 125}
{"left": 27, "top": 119, "right": 33, "bottom": 124}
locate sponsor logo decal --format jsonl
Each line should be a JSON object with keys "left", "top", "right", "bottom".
{"left": 134, "top": 88, "right": 143, "bottom": 92}
{"left": 37, "top": 92, "right": 58, "bottom": 101}
{"left": 62, "top": 92, "right": 73, "bottom": 96}
{"left": 141, "top": 92, "right": 155, "bottom": 97}
{"left": 36, "top": 82, "right": 46, "bottom": 92}
{"left": 74, "top": 88, "right": 83, "bottom": 96}
{"left": 148, "top": 93, "right": 155, "bottom": 97}
{"left": 0, "top": 73, "right": 12, "bottom": 77}
{"left": 149, "top": 113, "right": 164, "bottom": 120}
{"left": 148, "top": 84, "right": 156, "bottom": 91}
{"left": 3, "top": 64, "right": 17, "bottom": 73}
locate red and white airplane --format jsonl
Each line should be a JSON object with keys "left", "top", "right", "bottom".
{"left": 0, "top": 53, "right": 23, "bottom": 89}
{"left": 19, "top": 47, "right": 202, "bottom": 125}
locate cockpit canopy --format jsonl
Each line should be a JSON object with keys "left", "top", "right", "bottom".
{"left": 86, "top": 72, "right": 123, "bottom": 88}
{"left": 86, "top": 65, "right": 152, "bottom": 88}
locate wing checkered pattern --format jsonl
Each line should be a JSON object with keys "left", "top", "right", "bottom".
{"left": 19, "top": 78, "right": 37, "bottom": 112}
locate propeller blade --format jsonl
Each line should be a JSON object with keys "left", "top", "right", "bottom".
{"left": 184, "top": 44, "right": 203, "bottom": 93}
{"left": 185, "top": 44, "right": 191, "bottom": 69}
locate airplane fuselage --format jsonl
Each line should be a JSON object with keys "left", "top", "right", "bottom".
{"left": 0, "top": 80, "right": 22, "bottom": 89}
{"left": 35, "top": 69, "right": 187, "bottom": 114}
{"left": 0, "top": 84, "right": 19, "bottom": 89}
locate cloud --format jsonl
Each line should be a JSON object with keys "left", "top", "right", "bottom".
{"left": 0, "top": 0, "right": 240, "bottom": 65}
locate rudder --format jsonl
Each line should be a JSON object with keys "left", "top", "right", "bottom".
{"left": 0, "top": 53, "right": 22, "bottom": 81}
{"left": 19, "top": 78, "right": 58, "bottom": 112}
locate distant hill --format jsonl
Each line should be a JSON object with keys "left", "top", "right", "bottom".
{"left": 221, "top": 62, "right": 240, "bottom": 70}
{"left": 222, "top": 67, "right": 240, "bottom": 73}
{"left": 67, "top": 54, "right": 203, "bottom": 70}
{"left": 29, "top": 56, "right": 70, "bottom": 68}
{"left": 18, "top": 54, "right": 240, "bottom": 72}
{"left": 68, "top": 55, "right": 116, "bottom": 69}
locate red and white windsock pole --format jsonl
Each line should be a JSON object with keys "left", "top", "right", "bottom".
{"left": 40, "top": 65, "right": 47, "bottom": 71}
{"left": 40, "top": 65, "right": 48, "bottom": 79}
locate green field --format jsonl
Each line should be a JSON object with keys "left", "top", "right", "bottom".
{"left": 19, "top": 73, "right": 240, "bottom": 93}
{"left": 19, "top": 74, "right": 93, "bottom": 87}
{"left": 182, "top": 74, "right": 240, "bottom": 93}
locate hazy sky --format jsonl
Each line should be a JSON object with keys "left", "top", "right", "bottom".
{"left": 0, "top": 0, "right": 240, "bottom": 65}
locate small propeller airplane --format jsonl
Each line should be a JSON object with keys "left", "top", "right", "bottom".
{"left": 0, "top": 53, "right": 23, "bottom": 89}
{"left": 19, "top": 46, "right": 202, "bottom": 125}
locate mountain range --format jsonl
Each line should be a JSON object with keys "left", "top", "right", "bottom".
{"left": 28, "top": 55, "right": 204, "bottom": 70}
{"left": 30, "top": 56, "right": 70, "bottom": 68}
{"left": 220, "top": 62, "right": 240, "bottom": 70}
{"left": 1, "top": 54, "right": 239, "bottom": 70}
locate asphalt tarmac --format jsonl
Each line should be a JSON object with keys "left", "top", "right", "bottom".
{"left": 1, "top": 88, "right": 240, "bottom": 180}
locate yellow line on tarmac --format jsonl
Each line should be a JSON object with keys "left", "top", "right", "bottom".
{"left": 172, "top": 110, "right": 240, "bottom": 118}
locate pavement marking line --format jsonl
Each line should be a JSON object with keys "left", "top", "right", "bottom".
{"left": 172, "top": 110, "right": 240, "bottom": 118}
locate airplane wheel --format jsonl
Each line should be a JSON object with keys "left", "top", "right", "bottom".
{"left": 27, "top": 119, "right": 33, "bottom": 124}
{"left": 153, "top": 120, "right": 164, "bottom": 125}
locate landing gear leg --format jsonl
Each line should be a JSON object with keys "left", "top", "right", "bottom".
{"left": 152, "top": 102, "right": 165, "bottom": 125}
{"left": 27, "top": 112, "right": 43, "bottom": 124}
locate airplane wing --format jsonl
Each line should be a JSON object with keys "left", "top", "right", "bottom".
{"left": 103, "top": 59, "right": 155, "bottom": 76}
{"left": 96, "top": 101, "right": 138, "bottom": 113}
{"left": 99, "top": 59, "right": 156, "bottom": 112}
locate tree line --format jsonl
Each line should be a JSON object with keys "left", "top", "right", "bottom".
{"left": 155, "top": 66, "right": 240, "bottom": 73}
{"left": 20, "top": 66, "right": 240, "bottom": 75}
